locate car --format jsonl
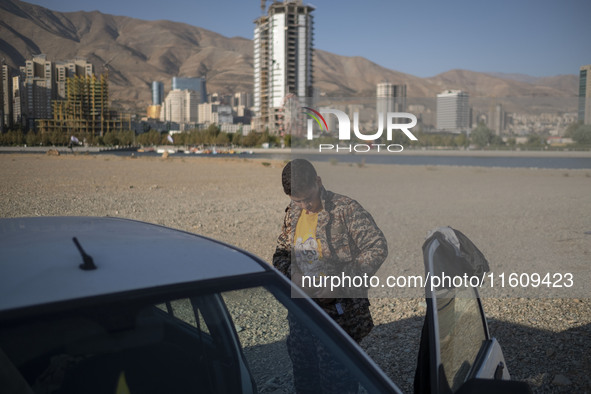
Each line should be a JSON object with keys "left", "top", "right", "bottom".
{"left": 0, "top": 216, "right": 531, "bottom": 394}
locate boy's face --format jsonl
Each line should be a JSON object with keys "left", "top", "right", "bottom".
{"left": 290, "top": 176, "right": 322, "bottom": 213}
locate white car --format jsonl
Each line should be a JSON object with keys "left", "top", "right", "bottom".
{"left": 0, "top": 217, "right": 531, "bottom": 393}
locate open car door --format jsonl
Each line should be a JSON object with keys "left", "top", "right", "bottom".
{"left": 416, "top": 227, "right": 532, "bottom": 394}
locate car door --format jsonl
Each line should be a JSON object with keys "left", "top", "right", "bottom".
{"left": 418, "top": 226, "right": 531, "bottom": 394}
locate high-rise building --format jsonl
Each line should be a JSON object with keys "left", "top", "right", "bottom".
{"left": 17, "top": 55, "right": 95, "bottom": 130}
{"left": 1, "top": 64, "right": 12, "bottom": 130}
{"left": 36, "top": 73, "right": 112, "bottom": 137}
{"left": 22, "top": 54, "right": 54, "bottom": 127}
{"left": 147, "top": 81, "right": 165, "bottom": 120}
{"left": 161, "top": 89, "right": 199, "bottom": 124}
{"left": 147, "top": 105, "right": 161, "bottom": 120}
{"left": 151, "top": 81, "right": 164, "bottom": 105}
{"left": 232, "top": 92, "right": 252, "bottom": 119}
{"left": 253, "top": 0, "right": 314, "bottom": 133}
{"left": 12, "top": 75, "right": 24, "bottom": 127}
{"left": 233, "top": 92, "right": 252, "bottom": 109}
{"left": 578, "top": 65, "right": 591, "bottom": 125}
{"left": 171, "top": 77, "right": 207, "bottom": 103}
{"left": 56, "top": 58, "right": 94, "bottom": 100}
{"left": 198, "top": 102, "right": 218, "bottom": 125}
{"left": 198, "top": 103, "right": 234, "bottom": 125}
{"left": 376, "top": 83, "right": 406, "bottom": 125}
{"left": 488, "top": 103, "right": 505, "bottom": 135}
{"left": 437, "top": 90, "right": 470, "bottom": 133}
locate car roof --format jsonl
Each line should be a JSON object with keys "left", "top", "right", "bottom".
{"left": 0, "top": 216, "right": 268, "bottom": 313}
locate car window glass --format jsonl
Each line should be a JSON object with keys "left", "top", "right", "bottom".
{"left": 221, "top": 286, "right": 373, "bottom": 394}
{"left": 0, "top": 297, "right": 243, "bottom": 394}
{"left": 0, "top": 287, "right": 392, "bottom": 394}
{"left": 156, "top": 299, "right": 210, "bottom": 334}
{"left": 435, "top": 286, "right": 487, "bottom": 391}
{"left": 222, "top": 287, "right": 292, "bottom": 391}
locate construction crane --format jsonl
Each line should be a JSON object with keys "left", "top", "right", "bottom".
{"left": 103, "top": 54, "right": 118, "bottom": 75}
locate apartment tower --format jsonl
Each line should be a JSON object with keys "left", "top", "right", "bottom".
{"left": 148, "top": 81, "right": 164, "bottom": 119}
{"left": 160, "top": 89, "right": 199, "bottom": 125}
{"left": 172, "top": 77, "right": 207, "bottom": 103}
{"left": 436, "top": 90, "right": 470, "bottom": 133}
{"left": 376, "top": 83, "right": 406, "bottom": 125}
{"left": 579, "top": 65, "right": 591, "bottom": 125}
{"left": 22, "top": 54, "right": 54, "bottom": 128}
{"left": 253, "top": 0, "right": 314, "bottom": 133}
{"left": 1, "top": 64, "right": 12, "bottom": 130}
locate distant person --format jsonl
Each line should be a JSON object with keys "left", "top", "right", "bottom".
{"left": 273, "top": 158, "right": 388, "bottom": 394}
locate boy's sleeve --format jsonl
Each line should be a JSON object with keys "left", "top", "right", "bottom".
{"left": 272, "top": 206, "right": 293, "bottom": 279}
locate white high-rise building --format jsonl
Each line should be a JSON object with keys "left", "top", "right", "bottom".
{"left": 436, "top": 90, "right": 470, "bottom": 133}
{"left": 253, "top": 0, "right": 314, "bottom": 133}
{"left": 1, "top": 64, "right": 12, "bottom": 130}
{"left": 161, "top": 89, "right": 199, "bottom": 124}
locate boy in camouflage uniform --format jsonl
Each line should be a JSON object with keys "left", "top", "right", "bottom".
{"left": 273, "top": 159, "right": 388, "bottom": 394}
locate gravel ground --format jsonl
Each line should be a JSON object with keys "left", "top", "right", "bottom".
{"left": 0, "top": 153, "right": 589, "bottom": 393}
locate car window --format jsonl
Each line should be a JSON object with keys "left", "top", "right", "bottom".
{"left": 0, "top": 297, "right": 247, "bottom": 394}
{"left": 423, "top": 228, "right": 492, "bottom": 392}
{"left": 0, "top": 284, "right": 396, "bottom": 394}
{"left": 156, "top": 299, "right": 210, "bottom": 335}
{"left": 221, "top": 286, "right": 377, "bottom": 394}
{"left": 435, "top": 286, "right": 487, "bottom": 391}
{"left": 222, "top": 287, "right": 292, "bottom": 391}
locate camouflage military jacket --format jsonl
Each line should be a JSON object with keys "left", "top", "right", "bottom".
{"left": 272, "top": 187, "right": 388, "bottom": 341}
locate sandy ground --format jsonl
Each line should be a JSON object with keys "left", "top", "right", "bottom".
{"left": 1, "top": 152, "right": 590, "bottom": 393}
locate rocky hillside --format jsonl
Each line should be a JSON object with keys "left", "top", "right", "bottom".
{"left": 0, "top": 0, "right": 578, "bottom": 112}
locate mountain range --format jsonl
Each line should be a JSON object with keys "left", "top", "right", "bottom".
{"left": 0, "top": 0, "right": 579, "bottom": 113}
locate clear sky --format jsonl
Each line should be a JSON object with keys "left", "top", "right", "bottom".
{"left": 24, "top": 0, "right": 591, "bottom": 78}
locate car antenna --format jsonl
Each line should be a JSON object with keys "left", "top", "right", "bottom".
{"left": 72, "top": 237, "right": 97, "bottom": 270}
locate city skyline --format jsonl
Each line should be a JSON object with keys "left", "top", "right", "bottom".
{"left": 23, "top": 0, "right": 591, "bottom": 79}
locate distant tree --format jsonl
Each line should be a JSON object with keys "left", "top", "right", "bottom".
{"left": 564, "top": 121, "right": 582, "bottom": 138}
{"left": 230, "top": 132, "right": 243, "bottom": 146}
{"left": 491, "top": 134, "right": 505, "bottom": 146}
{"left": 49, "top": 130, "right": 67, "bottom": 146}
{"left": 257, "top": 131, "right": 273, "bottom": 146}
{"left": 202, "top": 124, "right": 220, "bottom": 145}
{"left": 137, "top": 130, "right": 161, "bottom": 146}
{"left": 40, "top": 131, "right": 51, "bottom": 146}
{"left": 0, "top": 130, "right": 24, "bottom": 146}
{"left": 167, "top": 133, "right": 181, "bottom": 146}
{"left": 242, "top": 132, "right": 260, "bottom": 147}
{"left": 470, "top": 123, "right": 494, "bottom": 148}
{"left": 116, "top": 130, "right": 135, "bottom": 146}
{"left": 160, "top": 133, "right": 171, "bottom": 145}
{"left": 453, "top": 133, "right": 468, "bottom": 148}
{"left": 102, "top": 131, "right": 117, "bottom": 146}
{"left": 569, "top": 123, "right": 591, "bottom": 145}
{"left": 26, "top": 131, "right": 40, "bottom": 146}
{"left": 430, "top": 134, "right": 444, "bottom": 147}
{"left": 283, "top": 134, "right": 291, "bottom": 147}
{"left": 526, "top": 134, "right": 544, "bottom": 148}
{"left": 215, "top": 132, "right": 230, "bottom": 146}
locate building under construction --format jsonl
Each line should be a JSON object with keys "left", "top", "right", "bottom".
{"left": 253, "top": 0, "right": 314, "bottom": 134}
{"left": 36, "top": 73, "right": 129, "bottom": 137}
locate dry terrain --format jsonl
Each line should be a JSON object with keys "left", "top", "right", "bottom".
{"left": 0, "top": 152, "right": 589, "bottom": 393}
